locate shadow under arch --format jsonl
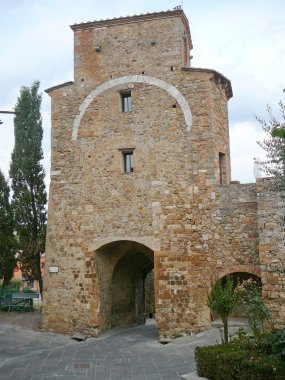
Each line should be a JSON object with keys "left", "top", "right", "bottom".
{"left": 95, "top": 240, "right": 154, "bottom": 331}
{"left": 220, "top": 271, "right": 262, "bottom": 288}
{"left": 218, "top": 264, "right": 261, "bottom": 280}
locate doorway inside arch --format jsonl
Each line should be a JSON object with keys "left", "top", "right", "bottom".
{"left": 96, "top": 240, "right": 155, "bottom": 330}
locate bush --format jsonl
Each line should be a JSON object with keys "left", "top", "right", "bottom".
{"left": 0, "top": 279, "right": 21, "bottom": 291}
{"left": 258, "top": 329, "right": 285, "bottom": 362}
{"left": 195, "top": 330, "right": 285, "bottom": 380}
{"left": 0, "top": 288, "right": 19, "bottom": 298}
{"left": 237, "top": 279, "right": 274, "bottom": 336}
{"left": 21, "top": 287, "right": 36, "bottom": 293}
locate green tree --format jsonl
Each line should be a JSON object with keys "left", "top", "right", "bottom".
{"left": 257, "top": 89, "right": 285, "bottom": 195}
{"left": 9, "top": 81, "right": 47, "bottom": 297}
{"left": 272, "top": 127, "right": 285, "bottom": 139}
{"left": 0, "top": 170, "right": 16, "bottom": 287}
{"left": 208, "top": 278, "right": 239, "bottom": 344}
{"left": 257, "top": 90, "right": 285, "bottom": 234}
{"left": 271, "top": 90, "right": 285, "bottom": 139}
{"left": 238, "top": 280, "right": 274, "bottom": 338}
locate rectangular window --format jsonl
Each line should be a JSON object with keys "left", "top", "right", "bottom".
{"left": 122, "top": 150, "right": 134, "bottom": 173}
{"left": 121, "top": 92, "right": 131, "bottom": 112}
{"left": 219, "top": 152, "right": 226, "bottom": 185}
{"left": 183, "top": 36, "right": 189, "bottom": 67}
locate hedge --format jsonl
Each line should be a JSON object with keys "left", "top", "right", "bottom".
{"left": 195, "top": 343, "right": 285, "bottom": 380}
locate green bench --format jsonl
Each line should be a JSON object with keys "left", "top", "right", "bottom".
{"left": 0, "top": 293, "right": 39, "bottom": 311}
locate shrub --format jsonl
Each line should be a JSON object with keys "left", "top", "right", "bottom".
{"left": 195, "top": 330, "right": 285, "bottom": 380}
{"left": 1, "top": 279, "right": 21, "bottom": 291}
{"left": 258, "top": 329, "right": 285, "bottom": 362}
{"left": 237, "top": 279, "right": 274, "bottom": 336}
{"left": 22, "top": 287, "right": 36, "bottom": 293}
{"left": 0, "top": 288, "right": 19, "bottom": 298}
{"left": 196, "top": 343, "right": 285, "bottom": 380}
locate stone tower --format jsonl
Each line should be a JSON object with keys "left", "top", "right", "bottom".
{"left": 42, "top": 9, "right": 285, "bottom": 337}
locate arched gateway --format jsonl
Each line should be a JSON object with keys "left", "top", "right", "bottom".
{"left": 96, "top": 240, "right": 154, "bottom": 330}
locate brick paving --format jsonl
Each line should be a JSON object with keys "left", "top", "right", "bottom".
{"left": 0, "top": 315, "right": 243, "bottom": 380}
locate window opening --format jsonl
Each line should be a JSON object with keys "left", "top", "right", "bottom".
{"left": 219, "top": 152, "right": 226, "bottom": 185}
{"left": 183, "top": 36, "right": 189, "bottom": 66}
{"left": 122, "top": 150, "right": 134, "bottom": 173}
{"left": 121, "top": 92, "right": 131, "bottom": 112}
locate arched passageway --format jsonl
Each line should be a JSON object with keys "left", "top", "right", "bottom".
{"left": 96, "top": 240, "right": 154, "bottom": 331}
{"left": 219, "top": 271, "right": 262, "bottom": 318}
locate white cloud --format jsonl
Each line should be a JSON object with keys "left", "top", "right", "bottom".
{"left": 230, "top": 121, "right": 267, "bottom": 183}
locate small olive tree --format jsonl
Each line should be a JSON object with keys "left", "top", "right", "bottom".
{"left": 208, "top": 278, "right": 239, "bottom": 344}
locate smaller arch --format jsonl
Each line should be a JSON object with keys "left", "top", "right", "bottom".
{"left": 211, "top": 267, "right": 262, "bottom": 320}
{"left": 218, "top": 265, "right": 261, "bottom": 281}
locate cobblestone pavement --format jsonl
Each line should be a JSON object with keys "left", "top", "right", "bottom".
{"left": 0, "top": 316, "right": 240, "bottom": 380}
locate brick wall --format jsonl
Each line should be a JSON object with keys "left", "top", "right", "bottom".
{"left": 257, "top": 178, "right": 285, "bottom": 328}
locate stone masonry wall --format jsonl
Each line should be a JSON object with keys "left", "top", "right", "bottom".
{"left": 257, "top": 178, "right": 285, "bottom": 328}
{"left": 212, "top": 183, "right": 260, "bottom": 276}
{"left": 72, "top": 11, "right": 191, "bottom": 87}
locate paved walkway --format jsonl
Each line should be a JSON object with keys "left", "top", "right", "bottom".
{"left": 0, "top": 314, "right": 245, "bottom": 380}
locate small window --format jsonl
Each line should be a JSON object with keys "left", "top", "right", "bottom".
{"left": 122, "top": 150, "right": 134, "bottom": 173}
{"left": 219, "top": 152, "right": 226, "bottom": 185}
{"left": 183, "top": 36, "right": 189, "bottom": 66}
{"left": 121, "top": 92, "right": 131, "bottom": 112}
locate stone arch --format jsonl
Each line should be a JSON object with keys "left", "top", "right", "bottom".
{"left": 218, "top": 265, "right": 261, "bottom": 280}
{"left": 72, "top": 75, "right": 193, "bottom": 140}
{"left": 89, "top": 236, "right": 160, "bottom": 253}
{"left": 95, "top": 239, "right": 155, "bottom": 330}
{"left": 214, "top": 265, "right": 262, "bottom": 319}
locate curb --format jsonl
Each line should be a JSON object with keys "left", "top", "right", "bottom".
{"left": 181, "top": 372, "right": 208, "bottom": 380}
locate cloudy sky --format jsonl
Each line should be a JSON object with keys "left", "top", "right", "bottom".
{"left": 0, "top": 0, "right": 284, "bottom": 187}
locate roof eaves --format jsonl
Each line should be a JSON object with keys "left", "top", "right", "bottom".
{"left": 70, "top": 9, "right": 180, "bottom": 30}
{"left": 182, "top": 67, "right": 233, "bottom": 99}
{"left": 45, "top": 81, "right": 74, "bottom": 94}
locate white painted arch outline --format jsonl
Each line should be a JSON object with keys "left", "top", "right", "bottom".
{"left": 72, "top": 75, "right": 192, "bottom": 140}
